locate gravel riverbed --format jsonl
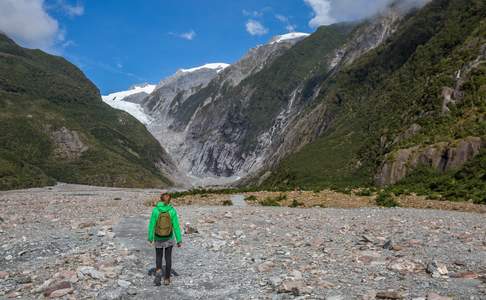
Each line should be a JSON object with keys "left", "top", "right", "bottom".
{"left": 0, "top": 184, "right": 485, "bottom": 299}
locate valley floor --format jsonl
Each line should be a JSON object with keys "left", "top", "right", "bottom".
{"left": 0, "top": 184, "right": 485, "bottom": 299}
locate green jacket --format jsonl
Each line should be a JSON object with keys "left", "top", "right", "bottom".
{"left": 148, "top": 202, "right": 182, "bottom": 243}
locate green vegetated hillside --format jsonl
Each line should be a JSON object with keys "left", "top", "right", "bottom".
{"left": 0, "top": 34, "right": 173, "bottom": 190}
{"left": 263, "top": 0, "right": 486, "bottom": 203}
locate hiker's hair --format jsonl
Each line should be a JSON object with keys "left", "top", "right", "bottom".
{"left": 160, "top": 193, "right": 171, "bottom": 200}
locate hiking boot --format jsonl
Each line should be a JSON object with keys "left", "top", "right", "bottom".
{"left": 153, "top": 270, "right": 162, "bottom": 286}
{"left": 163, "top": 278, "right": 170, "bottom": 286}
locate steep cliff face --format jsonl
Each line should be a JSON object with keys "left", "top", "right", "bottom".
{"left": 376, "top": 137, "right": 484, "bottom": 186}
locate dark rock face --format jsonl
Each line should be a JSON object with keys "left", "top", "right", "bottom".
{"left": 375, "top": 137, "right": 484, "bottom": 186}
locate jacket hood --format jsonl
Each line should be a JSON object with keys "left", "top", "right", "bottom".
{"left": 155, "top": 202, "right": 172, "bottom": 212}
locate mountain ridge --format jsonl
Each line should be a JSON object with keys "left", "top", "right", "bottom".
{"left": 0, "top": 33, "right": 176, "bottom": 190}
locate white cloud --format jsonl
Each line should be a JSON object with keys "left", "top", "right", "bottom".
{"left": 0, "top": 0, "right": 60, "bottom": 50}
{"left": 180, "top": 30, "right": 196, "bottom": 40}
{"left": 245, "top": 20, "right": 268, "bottom": 36}
{"left": 304, "top": 0, "right": 431, "bottom": 28}
{"left": 56, "top": 0, "right": 84, "bottom": 17}
{"left": 304, "top": 0, "right": 335, "bottom": 28}
{"left": 275, "top": 14, "right": 297, "bottom": 33}
{"left": 243, "top": 9, "right": 263, "bottom": 18}
{"left": 170, "top": 30, "right": 196, "bottom": 41}
{"left": 286, "top": 24, "right": 297, "bottom": 32}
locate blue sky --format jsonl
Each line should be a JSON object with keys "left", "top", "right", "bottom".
{"left": 0, "top": 0, "right": 426, "bottom": 94}
{"left": 60, "top": 0, "right": 317, "bottom": 94}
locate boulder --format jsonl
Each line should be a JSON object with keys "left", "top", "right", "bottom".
{"left": 376, "top": 291, "right": 404, "bottom": 299}
{"left": 43, "top": 281, "right": 72, "bottom": 297}
{"left": 0, "top": 271, "right": 9, "bottom": 279}
{"left": 277, "top": 279, "right": 307, "bottom": 296}
{"left": 77, "top": 266, "right": 106, "bottom": 281}
{"left": 49, "top": 288, "right": 73, "bottom": 298}
{"left": 257, "top": 261, "right": 274, "bottom": 272}
{"left": 426, "top": 292, "right": 453, "bottom": 300}
{"left": 426, "top": 261, "right": 448, "bottom": 278}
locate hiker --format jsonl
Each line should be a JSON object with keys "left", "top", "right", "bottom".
{"left": 148, "top": 193, "right": 182, "bottom": 286}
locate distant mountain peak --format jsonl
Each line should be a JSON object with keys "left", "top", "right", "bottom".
{"left": 269, "top": 32, "right": 310, "bottom": 44}
{"left": 179, "top": 63, "right": 230, "bottom": 74}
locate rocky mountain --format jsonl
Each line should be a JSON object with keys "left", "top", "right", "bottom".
{"left": 144, "top": 33, "right": 311, "bottom": 183}
{"left": 102, "top": 0, "right": 484, "bottom": 202}
{"left": 0, "top": 34, "right": 176, "bottom": 190}
{"left": 260, "top": 0, "right": 486, "bottom": 203}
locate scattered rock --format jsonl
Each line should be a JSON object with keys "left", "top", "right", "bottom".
{"left": 97, "top": 287, "right": 125, "bottom": 300}
{"left": 268, "top": 276, "right": 282, "bottom": 288}
{"left": 184, "top": 223, "right": 199, "bottom": 234}
{"left": 383, "top": 239, "right": 402, "bottom": 251}
{"left": 278, "top": 279, "right": 307, "bottom": 296}
{"left": 6, "top": 291, "right": 21, "bottom": 298}
{"left": 97, "top": 231, "right": 106, "bottom": 237}
{"left": 362, "top": 290, "right": 377, "bottom": 300}
{"left": 388, "top": 259, "right": 417, "bottom": 273}
{"left": 15, "top": 275, "right": 32, "bottom": 284}
{"left": 426, "top": 292, "right": 453, "bottom": 300}
{"left": 0, "top": 271, "right": 9, "bottom": 279}
{"left": 362, "top": 235, "right": 375, "bottom": 243}
{"left": 426, "top": 261, "right": 448, "bottom": 278}
{"left": 55, "top": 270, "right": 78, "bottom": 283}
{"left": 5, "top": 255, "right": 13, "bottom": 261}
{"left": 326, "top": 295, "right": 344, "bottom": 300}
{"left": 43, "top": 281, "right": 72, "bottom": 297}
{"left": 449, "top": 271, "right": 478, "bottom": 279}
{"left": 257, "top": 261, "right": 274, "bottom": 272}
{"left": 78, "top": 222, "right": 96, "bottom": 229}
{"left": 376, "top": 291, "right": 404, "bottom": 299}
{"left": 77, "top": 266, "right": 105, "bottom": 281}
{"left": 49, "top": 287, "right": 73, "bottom": 298}
{"left": 117, "top": 279, "right": 131, "bottom": 288}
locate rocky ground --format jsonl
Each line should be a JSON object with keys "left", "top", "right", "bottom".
{"left": 0, "top": 184, "right": 485, "bottom": 299}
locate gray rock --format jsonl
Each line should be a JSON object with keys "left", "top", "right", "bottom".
{"left": 376, "top": 137, "right": 484, "bottom": 186}
{"left": 426, "top": 261, "right": 448, "bottom": 278}
{"left": 77, "top": 266, "right": 105, "bottom": 281}
{"left": 117, "top": 280, "right": 131, "bottom": 289}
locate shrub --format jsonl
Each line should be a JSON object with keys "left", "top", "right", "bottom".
{"left": 375, "top": 191, "right": 399, "bottom": 208}
{"left": 355, "top": 188, "right": 372, "bottom": 196}
{"left": 222, "top": 199, "right": 233, "bottom": 206}
{"left": 290, "top": 199, "right": 303, "bottom": 208}
{"left": 245, "top": 195, "right": 257, "bottom": 201}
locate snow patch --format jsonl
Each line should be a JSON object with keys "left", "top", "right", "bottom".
{"left": 102, "top": 84, "right": 156, "bottom": 102}
{"left": 270, "top": 32, "right": 310, "bottom": 44}
{"left": 102, "top": 85, "right": 156, "bottom": 125}
{"left": 180, "top": 63, "right": 230, "bottom": 74}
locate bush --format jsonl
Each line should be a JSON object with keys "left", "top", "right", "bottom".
{"left": 222, "top": 199, "right": 233, "bottom": 206}
{"left": 375, "top": 191, "right": 400, "bottom": 208}
{"left": 259, "top": 197, "right": 281, "bottom": 206}
{"left": 290, "top": 199, "right": 303, "bottom": 208}
{"left": 245, "top": 195, "right": 257, "bottom": 201}
{"left": 355, "top": 188, "right": 372, "bottom": 196}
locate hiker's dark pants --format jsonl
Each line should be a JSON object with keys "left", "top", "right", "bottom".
{"left": 155, "top": 246, "right": 173, "bottom": 279}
